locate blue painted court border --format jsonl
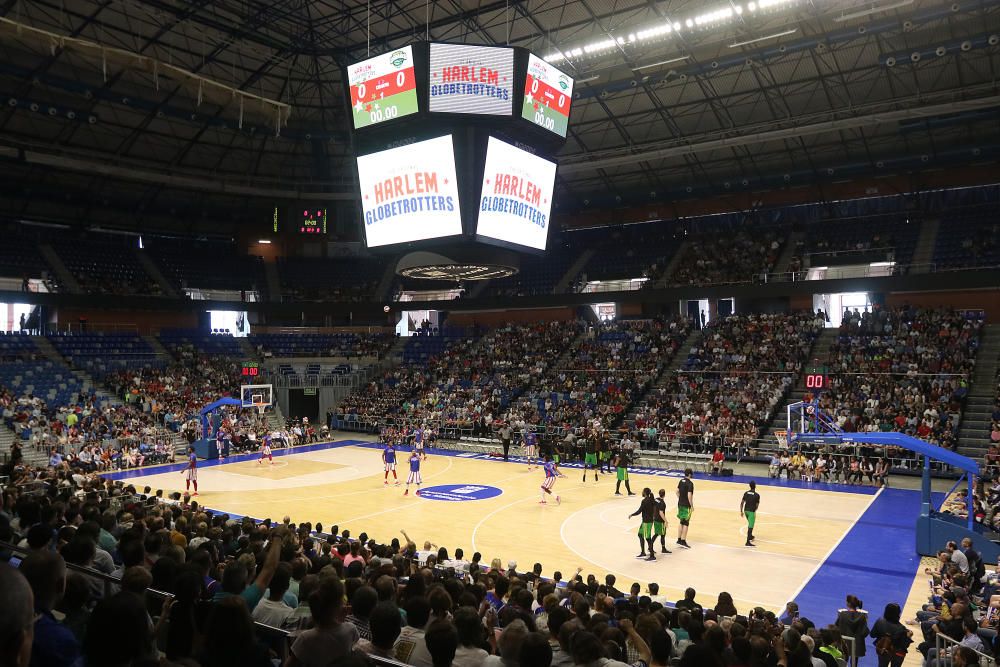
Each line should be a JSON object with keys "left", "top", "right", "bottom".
{"left": 793, "top": 487, "right": 943, "bottom": 667}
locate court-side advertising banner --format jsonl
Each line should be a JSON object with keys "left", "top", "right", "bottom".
{"left": 476, "top": 137, "right": 557, "bottom": 251}
{"left": 428, "top": 43, "right": 514, "bottom": 115}
{"left": 522, "top": 54, "right": 574, "bottom": 138}
{"left": 347, "top": 46, "right": 418, "bottom": 130}
{"left": 358, "top": 135, "right": 463, "bottom": 248}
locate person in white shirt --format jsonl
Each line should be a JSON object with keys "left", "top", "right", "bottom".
{"left": 394, "top": 597, "right": 433, "bottom": 667}
{"left": 452, "top": 607, "right": 489, "bottom": 667}
{"left": 252, "top": 563, "right": 294, "bottom": 628}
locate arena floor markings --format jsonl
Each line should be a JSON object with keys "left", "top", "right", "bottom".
{"left": 109, "top": 439, "right": 892, "bottom": 613}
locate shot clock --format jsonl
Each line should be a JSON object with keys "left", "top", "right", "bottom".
{"left": 241, "top": 361, "right": 261, "bottom": 378}
{"left": 804, "top": 365, "right": 831, "bottom": 390}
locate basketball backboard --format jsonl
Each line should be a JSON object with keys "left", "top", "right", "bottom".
{"left": 240, "top": 384, "right": 274, "bottom": 415}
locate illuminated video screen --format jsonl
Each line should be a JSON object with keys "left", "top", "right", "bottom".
{"left": 476, "top": 136, "right": 557, "bottom": 251}
{"left": 522, "top": 53, "right": 574, "bottom": 137}
{"left": 348, "top": 46, "right": 418, "bottom": 129}
{"left": 428, "top": 43, "right": 514, "bottom": 115}
{"left": 357, "top": 135, "right": 463, "bottom": 248}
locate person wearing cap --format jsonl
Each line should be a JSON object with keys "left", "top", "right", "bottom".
{"left": 739, "top": 481, "right": 761, "bottom": 547}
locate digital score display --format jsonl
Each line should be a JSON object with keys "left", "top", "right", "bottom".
{"left": 348, "top": 46, "right": 418, "bottom": 130}
{"left": 522, "top": 54, "right": 574, "bottom": 137}
{"left": 428, "top": 43, "right": 514, "bottom": 115}
{"left": 356, "top": 135, "right": 463, "bottom": 248}
{"left": 805, "top": 365, "right": 831, "bottom": 390}
{"left": 299, "top": 208, "right": 327, "bottom": 235}
{"left": 476, "top": 137, "right": 556, "bottom": 251}
{"left": 241, "top": 361, "right": 261, "bottom": 378}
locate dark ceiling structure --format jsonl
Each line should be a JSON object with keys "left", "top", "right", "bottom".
{"left": 0, "top": 0, "right": 999, "bottom": 232}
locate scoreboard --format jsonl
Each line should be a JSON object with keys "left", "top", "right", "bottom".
{"left": 343, "top": 43, "right": 573, "bottom": 253}
{"left": 805, "top": 365, "right": 831, "bottom": 390}
{"left": 241, "top": 361, "right": 261, "bottom": 378}
{"left": 522, "top": 54, "right": 573, "bottom": 138}
{"left": 299, "top": 208, "right": 327, "bottom": 235}
{"left": 348, "top": 46, "right": 418, "bottom": 130}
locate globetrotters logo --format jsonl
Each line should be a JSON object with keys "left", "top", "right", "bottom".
{"left": 357, "top": 135, "right": 463, "bottom": 248}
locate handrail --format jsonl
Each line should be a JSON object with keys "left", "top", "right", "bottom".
{"left": 0, "top": 539, "right": 292, "bottom": 662}
{"left": 933, "top": 629, "right": 996, "bottom": 665}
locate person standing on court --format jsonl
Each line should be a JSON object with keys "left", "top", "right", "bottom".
{"left": 629, "top": 488, "right": 659, "bottom": 561}
{"left": 739, "top": 481, "right": 761, "bottom": 547}
{"left": 676, "top": 468, "right": 694, "bottom": 549}
{"left": 499, "top": 423, "right": 512, "bottom": 461}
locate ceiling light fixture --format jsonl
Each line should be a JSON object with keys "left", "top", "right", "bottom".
{"left": 833, "top": 0, "right": 914, "bottom": 22}
{"left": 577, "top": 75, "right": 600, "bottom": 83}
{"left": 729, "top": 28, "right": 798, "bottom": 47}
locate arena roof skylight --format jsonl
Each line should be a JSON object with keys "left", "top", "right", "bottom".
{"left": 543, "top": 0, "right": 800, "bottom": 64}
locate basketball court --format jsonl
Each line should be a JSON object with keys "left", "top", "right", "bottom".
{"left": 107, "top": 438, "right": 888, "bottom": 613}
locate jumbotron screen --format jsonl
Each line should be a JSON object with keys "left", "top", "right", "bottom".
{"left": 428, "top": 43, "right": 514, "bottom": 115}
{"left": 356, "top": 135, "right": 463, "bottom": 248}
{"left": 522, "top": 54, "right": 574, "bottom": 138}
{"left": 347, "top": 46, "right": 418, "bottom": 130}
{"left": 476, "top": 137, "right": 556, "bottom": 251}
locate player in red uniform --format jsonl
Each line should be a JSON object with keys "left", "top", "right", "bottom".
{"left": 182, "top": 447, "right": 198, "bottom": 495}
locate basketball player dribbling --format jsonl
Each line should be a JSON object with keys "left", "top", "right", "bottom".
{"left": 383, "top": 442, "right": 400, "bottom": 486}
{"left": 258, "top": 434, "right": 273, "bottom": 465}
{"left": 182, "top": 447, "right": 198, "bottom": 496}
{"left": 539, "top": 455, "right": 563, "bottom": 504}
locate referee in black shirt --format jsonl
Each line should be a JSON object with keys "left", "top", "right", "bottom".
{"left": 739, "top": 480, "right": 761, "bottom": 547}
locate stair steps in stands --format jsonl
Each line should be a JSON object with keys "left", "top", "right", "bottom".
{"left": 374, "top": 260, "right": 398, "bottom": 302}
{"left": 773, "top": 231, "right": 804, "bottom": 274}
{"left": 141, "top": 334, "right": 174, "bottom": 360}
{"left": 555, "top": 248, "right": 596, "bottom": 294}
{"left": 32, "top": 336, "right": 119, "bottom": 408}
{"left": 910, "top": 218, "right": 940, "bottom": 272}
{"left": 622, "top": 327, "right": 703, "bottom": 429}
{"left": 652, "top": 240, "right": 691, "bottom": 289}
{"left": 238, "top": 337, "right": 257, "bottom": 359}
{"left": 134, "top": 248, "right": 179, "bottom": 298}
{"left": 38, "top": 243, "right": 82, "bottom": 293}
{"left": 263, "top": 261, "right": 281, "bottom": 302}
{"left": 957, "top": 323, "right": 1000, "bottom": 458}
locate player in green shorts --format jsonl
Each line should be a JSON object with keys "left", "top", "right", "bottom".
{"left": 583, "top": 437, "right": 599, "bottom": 482}
{"left": 613, "top": 452, "right": 635, "bottom": 496}
{"left": 675, "top": 468, "right": 694, "bottom": 548}
{"left": 628, "top": 488, "right": 659, "bottom": 560}
{"left": 739, "top": 480, "right": 761, "bottom": 547}
{"left": 653, "top": 489, "right": 671, "bottom": 554}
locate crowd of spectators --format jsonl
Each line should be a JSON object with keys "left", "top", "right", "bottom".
{"left": 502, "top": 319, "right": 691, "bottom": 437}
{"left": 817, "top": 307, "right": 981, "bottom": 456}
{"left": 627, "top": 313, "right": 824, "bottom": 453}
{"left": 666, "top": 231, "right": 784, "bottom": 287}
{"left": 340, "top": 322, "right": 584, "bottom": 437}
{"left": 0, "top": 463, "right": 962, "bottom": 667}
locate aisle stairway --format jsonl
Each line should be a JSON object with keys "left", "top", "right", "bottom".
{"left": 956, "top": 323, "right": 1000, "bottom": 459}
{"left": 38, "top": 243, "right": 81, "bottom": 293}
{"left": 773, "top": 231, "right": 804, "bottom": 275}
{"left": 910, "top": 218, "right": 941, "bottom": 271}
{"left": 134, "top": 248, "right": 178, "bottom": 297}
{"left": 621, "top": 327, "right": 703, "bottom": 431}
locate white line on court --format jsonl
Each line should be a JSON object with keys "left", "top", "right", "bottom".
{"left": 779, "top": 486, "right": 884, "bottom": 614}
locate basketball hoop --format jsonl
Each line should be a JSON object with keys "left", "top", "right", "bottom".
{"left": 253, "top": 401, "right": 267, "bottom": 417}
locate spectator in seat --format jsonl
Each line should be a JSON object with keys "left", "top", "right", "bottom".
{"left": 359, "top": 601, "right": 403, "bottom": 659}
{"left": 486, "top": 619, "right": 529, "bottom": 667}
{"left": 425, "top": 619, "right": 461, "bottom": 667}
{"left": 286, "top": 576, "right": 359, "bottom": 667}
{"left": 83, "top": 591, "right": 157, "bottom": 667}
{"left": 519, "top": 631, "right": 554, "bottom": 667}
{"left": 453, "top": 606, "right": 489, "bottom": 667}
{"left": 200, "top": 597, "right": 271, "bottom": 667}
{"left": 711, "top": 448, "right": 725, "bottom": 475}
{"left": 675, "top": 588, "right": 702, "bottom": 614}
{"left": 20, "top": 550, "right": 81, "bottom": 667}
{"left": 347, "top": 585, "right": 378, "bottom": 641}
{"left": 213, "top": 526, "right": 284, "bottom": 612}
{"left": 252, "top": 561, "right": 294, "bottom": 628}
{"left": 396, "top": 596, "right": 434, "bottom": 667}
{"left": 0, "top": 563, "right": 34, "bottom": 667}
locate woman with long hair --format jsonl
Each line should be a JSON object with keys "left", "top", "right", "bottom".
{"left": 870, "top": 602, "right": 912, "bottom": 667}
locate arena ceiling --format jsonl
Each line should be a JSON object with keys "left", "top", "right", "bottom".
{"left": 1, "top": 0, "right": 999, "bottom": 228}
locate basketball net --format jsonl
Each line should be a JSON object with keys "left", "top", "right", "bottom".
{"left": 253, "top": 402, "right": 266, "bottom": 417}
